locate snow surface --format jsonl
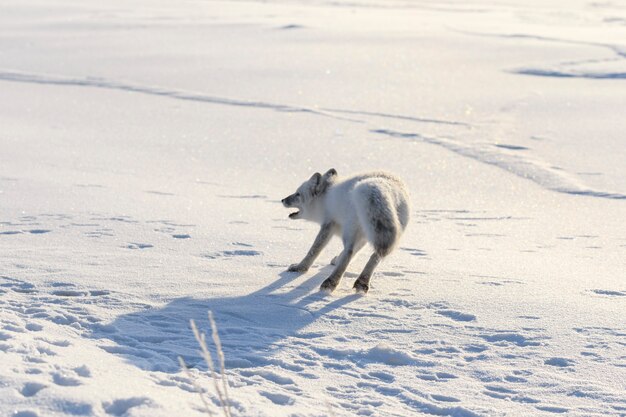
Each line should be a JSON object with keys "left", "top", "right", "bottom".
{"left": 1, "top": 0, "right": 625, "bottom": 416}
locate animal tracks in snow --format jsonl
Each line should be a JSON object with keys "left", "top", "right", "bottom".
{"left": 1, "top": 212, "right": 201, "bottom": 255}
{"left": 125, "top": 242, "right": 154, "bottom": 250}
{"left": 201, "top": 242, "right": 263, "bottom": 260}
{"left": 2, "top": 266, "right": 622, "bottom": 416}
{"left": 0, "top": 275, "right": 158, "bottom": 416}
{"left": 0, "top": 229, "right": 52, "bottom": 235}
{"left": 2, "top": 206, "right": 623, "bottom": 416}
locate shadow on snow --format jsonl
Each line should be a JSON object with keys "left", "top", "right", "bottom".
{"left": 91, "top": 266, "right": 361, "bottom": 373}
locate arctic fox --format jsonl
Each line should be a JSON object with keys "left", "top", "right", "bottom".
{"left": 282, "top": 169, "right": 410, "bottom": 293}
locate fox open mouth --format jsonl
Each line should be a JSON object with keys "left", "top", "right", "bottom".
{"left": 289, "top": 210, "right": 300, "bottom": 219}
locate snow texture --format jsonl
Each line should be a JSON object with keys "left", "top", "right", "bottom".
{"left": 1, "top": 0, "right": 625, "bottom": 416}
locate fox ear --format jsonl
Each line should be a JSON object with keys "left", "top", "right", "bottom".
{"left": 309, "top": 172, "right": 322, "bottom": 185}
{"left": 314, "top": 169, "right": 337, "bottom": 195}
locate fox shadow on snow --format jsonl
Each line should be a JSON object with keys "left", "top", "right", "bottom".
{"left": 92, "top": 265, "right": 361, "bottom": 373}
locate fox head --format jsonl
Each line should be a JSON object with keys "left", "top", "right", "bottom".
{"left": 282, "top": 168, "right": 337, "bottom": 220}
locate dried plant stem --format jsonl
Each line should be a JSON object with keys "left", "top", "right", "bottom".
{"left": 209, "top": 311, "right": 232, "bottom": 417}
{"left": 178, "top": 356, "right": 214, "bottom": 416}
{"left": 190, "top": 319, "right": 230, "bottom": 417}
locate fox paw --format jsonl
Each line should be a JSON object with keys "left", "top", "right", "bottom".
{"left": 287, "top": 263, "right": 308, "bottom": 273}
{"left": 353, "top": 280, "right": 369, "bottom": 293}
{"left": 320, "top": 278, "right": 339, "bottom": 292}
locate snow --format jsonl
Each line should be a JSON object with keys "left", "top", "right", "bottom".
{"left": 1, "top": 0, "right": 625, "bottom": 416}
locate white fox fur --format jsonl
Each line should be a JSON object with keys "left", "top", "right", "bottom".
{"left": 282, "top": 169, "right": 410, "bottom": 293}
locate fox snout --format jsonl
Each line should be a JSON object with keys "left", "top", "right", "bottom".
{"left": 282, "top": 194, "right": 302, "bottom": 219}
{"left": 282, "top": 194, "right": 298, "bottom": 207}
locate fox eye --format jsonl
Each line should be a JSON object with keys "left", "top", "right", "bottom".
{"left": 295, "top": 192, "right": 301, "bottom": 198}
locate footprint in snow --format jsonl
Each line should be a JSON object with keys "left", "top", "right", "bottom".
{"left": 26, "top": 323, "right": 43, "bottom": 331}
{"left": 477, "top": 279, "right": 523, "bottom": 287}
{"left": 483, "top": 384, "right": 517, "bottom": 400}
{"left": 259, "top": 391, "right": 295, "bottom": 405}
{"left": 435, "top": 372, "right": 458, "bottom": 380}
{"left": 0, "top": 277, "right": 37, "bottom": 294}
{"left": 52, "top": 290, "right": 89, "bottom": 297}
{"left": 590, "top": 289, "right": 625, "bottom": 297}
{"left": 367, "top": 371, "right": 395, "bottom": 383}
{"left": 544, "top": 357, "right": 575, "bottom": 367}
{"left": 417, "top": 372, "right": 457, "bottom": 382}
{"left": 240, "top": 369, "right": 294, "bottom": 385}
{"left": 13, "top": 411, "right": 40, "bottom": 417}
{"left": 96, "top": 216, "right": 138, "bottom": 224}
{"left": 103, "top": 397, "right": 151, "bottom": 416}
{"left": 223, "top": 249, "right": 261, "bottom": 256}
{"left": 436, "top": 310, "right": 476, "bottom": 322}
{"left": 400, "top": 247, "right": 427, "bottom": 256}
{"left": 381, "top": 271, "right": 405, "bottom": 277}
{"left": 144, "top": 190, "right": 175, "bottom": 196}
{"left": 504, "top": 374, "right": 528, "bottom": 383}
{"left": 20, "top": 382, "right": 47, "bottom": 397}
{"left": 154, "top": 375, "right": 196, "bottom": 393}
{"left": 172, "top": 234, "right": 190, "bottom": 239}
{"left": 535, "top": 405, "right": 569, "bottom": 414}
{"left": 431, "top": 394, "right": 461, "bottom": 402}
{"left": 85, "top": 228, "right": 114, "bottom": 238}
{"left": 494, "top": 143, "right": 529, "bottom": 151}
{"left": 51, "top": 282, "right": 75, "bottom": 287}
{"left": 1, "top": 229, "right": 50, "bottom": 235}
{"left": 480, "top": 332, "right": 543, "bottom": 347}
{"left": 203, "top": 249, "right": 262, "bottom": 259}
{"left": 277, "top": 24, "right": 305, "bottom": 30}
{"left": 37, "top": 337, "right": 71, "bottom": 347}
{"left": 125, "top": 242, "right": 153, "bottom": 249}
{"left": 50, "top": 286, "right": 110, "bottom": 297}
{"left": 52, "top": 372, "right": 82, "bottom": 387}
{"left": 463, "top": 344, "right": 488, "bottom": 353}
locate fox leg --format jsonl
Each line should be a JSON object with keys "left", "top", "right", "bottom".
{"left": 288, "top": 222, "right": 335, "bottom": 273}
{"left": 353, "top": 252, "right": 382, "bottom": 293}
{"left": 331, "top": 239, "right": 365, "bottom": 266}
{"left": 320, "top": 233, "right": 365, "bottom": 292}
